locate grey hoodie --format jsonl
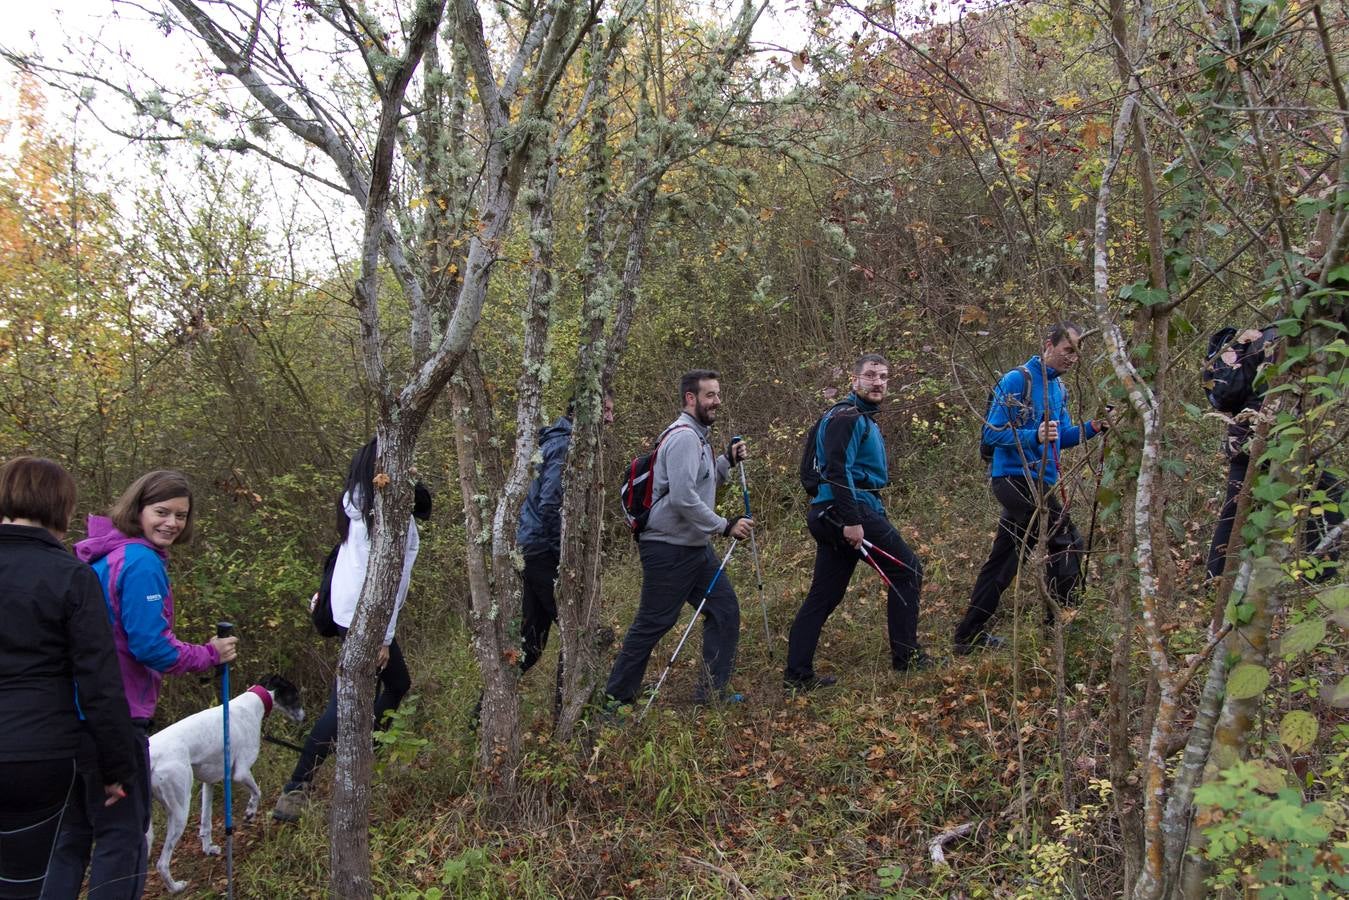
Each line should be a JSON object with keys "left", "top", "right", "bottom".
{"left": 641, "top": 412, "right": 732, "bottom": 546}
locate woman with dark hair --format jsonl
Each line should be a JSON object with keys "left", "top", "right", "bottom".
{"left": 0, "top": 457, "right": 137, "bottom": 900}
{"left": 273, "top": 437, "right": 430, "bottom": 822}
{"left": 45, "top": 470, "right": 238, "bottom": 899}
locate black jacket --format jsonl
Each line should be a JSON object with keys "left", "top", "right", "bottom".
{"left": 1204, "top": 328, "right": 1269, "bottom": 460}
{"left": 0, "top": 524, "right": 138, "bottom": 785}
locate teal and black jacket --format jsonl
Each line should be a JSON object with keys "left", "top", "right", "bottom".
{"left": 984, "top": 355, "right": 1099, "bottom": 486}
{"left": 812, "top": 392, "right": 888, "bottom": 525}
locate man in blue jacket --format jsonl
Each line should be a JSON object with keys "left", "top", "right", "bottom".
{"left": 952, "top": 322, "right": 1111, "bottom": 653}
{"left": 516, "top": 393, "right": 614, "bottom": 674}
{"left": 783, "top": 353, "right": 928, "bottom": 691}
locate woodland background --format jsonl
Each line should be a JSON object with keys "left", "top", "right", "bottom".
{"left": 1, "top": 0, "right": 1347, "bottom": 897}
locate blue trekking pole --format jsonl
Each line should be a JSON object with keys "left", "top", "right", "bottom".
{"left": 639, "top": 539, "right": 740, "bottom": 721}
{"left": 216, "top": 621, "right": 235, "bottom": 899}
{"left": 733, "top": 436, "right": 773, "bottom": 657}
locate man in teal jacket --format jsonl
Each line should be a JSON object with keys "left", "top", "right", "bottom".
{"left": 953, "top": 322, "right": 1111, "bottom": 653}
{"left": 783, "top": 353, "right": 929, "bottom": 691}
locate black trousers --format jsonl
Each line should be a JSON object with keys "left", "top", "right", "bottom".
{"left": 0, "top": 759, "right": 77, "bottom": 900}
{"left": 1207, "top": 456, "right": 1344, "bottom": 579}
{"left": 285, "top": 636, "right": 410, "bottom": 792}
{"left": 44, "top": 725, "right": 150, "bottom": 900}
{"left": 954, "top": 476, "right": 1081, "bottom": 646}
{"left": 605, "top": 541, "right": 740, "bottom": 703}
{"left": 784, "top": 504, "right": 923, "bottom": 681}
{"left": 520, "top": 548, "right": 560, "bottom": 674}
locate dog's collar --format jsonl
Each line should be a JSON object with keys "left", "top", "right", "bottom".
{"left": 247, "top": 685, "right": 273, "bottom": 716}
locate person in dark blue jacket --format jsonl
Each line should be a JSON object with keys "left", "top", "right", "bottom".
{"left": 515, "top": 394, "right": 614, "bottom": 674}
{"left": 952, "top": 322, "right": 1111, "bottom": 653}
{"left": 783, "top": 353, "right": 928, "bottom": 691}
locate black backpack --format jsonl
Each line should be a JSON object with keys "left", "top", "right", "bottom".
{"left": 619, "top": 424, "right": 691, "bottom": 538}
{"left": 979, "top": 365, "right": 1033, "bottom": 466}
{"left": 799, "top": 401, "right": 864, "bottom": 498}
{"left": 310, "top": 542, "right": 342, "bottom": 637}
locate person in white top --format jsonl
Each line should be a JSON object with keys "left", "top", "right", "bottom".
{"left": 273, "top": 437, "right": 430, "bottom": 822}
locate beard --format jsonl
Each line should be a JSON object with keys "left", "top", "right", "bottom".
{"left": 694, "top": 398, "right": 717, "bottom": 427}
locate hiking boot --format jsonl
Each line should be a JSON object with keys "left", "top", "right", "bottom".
{"left": 894, "top": 650, "right": 935, "bottom": 673}
{"left": 953, "top": 634, "right": 1007, "bottom": 655}
{"left": 272, "top": 786, "right": 309, "bottom": 823}
{"left": 783, "top": 673, "right": 838, "bottom": 693}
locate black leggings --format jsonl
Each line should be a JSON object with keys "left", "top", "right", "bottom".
{"left": 285, "top": 636, "right": 411, "bottom": 792}
{"left": 0, "top": 758, "right": 76, "bottom": 900}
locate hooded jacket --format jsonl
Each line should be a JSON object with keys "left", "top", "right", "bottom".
{"left": 0, "top": 524, "right": 138, "bottom": 783}
{"left": 641, "top": 412, "right": 732, "bottom": 546}
{"left": 1204, "top": 327, "right": 1269, "bottom": 460}
{"left": 983, "top": 355, "right": 1098, "bottom": 486}
{"left": 516, "top": 416, "right": 573, "bottom": 553}
{"left": 75, "top": 515, "right": 219, "bottom": 720}
{"left": 811, "top": 392, "right": 889, "bottom": 525}
{"left": 329, "top": 488, "right": 419, "bottom": 646}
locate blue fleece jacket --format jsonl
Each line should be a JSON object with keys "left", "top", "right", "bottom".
{"left": 984, "top": 355, "right": 1098, "bottom": 485}
{"left": 812, "top": 393, "right": 888, "bottom": 524}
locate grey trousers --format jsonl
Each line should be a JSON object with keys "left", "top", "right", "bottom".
{"left": 605, "top": 540, "right": 740, "bottom": 703}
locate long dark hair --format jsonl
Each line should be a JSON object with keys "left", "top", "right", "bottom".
{"left": 338, "top": 437, "right": 378, "bottom": 541}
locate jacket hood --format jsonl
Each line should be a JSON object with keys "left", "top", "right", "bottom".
{"left": 74, "top": 514, "right": 163, "bottom": 565}
{"left": 846, "top": 391, "right": 880, "bottom": 414}
{"left": 539, "top": 416, "right": 573, "bottom": 445}
{"left": 1030, "top": 355, "right": 1064, "bottom": 381}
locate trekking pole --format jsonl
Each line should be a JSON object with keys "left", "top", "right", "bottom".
{"left": 639, "top": 540, "right": 739, "bottom": 721}
{"left": 1083, "top": 423, "right": 1110, "bottom": 588}
{"left": 733, "top": 438, "right": 773, "bottom": 657}
{"left": 216, "top": 621, "right": 236, "bottom": 900}
{"left": 859, "top": 538, "right": 912, "bottom": 573}
{"left": 857, "top": 543, "right": 898, "bottom": 593}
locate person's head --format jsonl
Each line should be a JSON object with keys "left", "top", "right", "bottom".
{"left": 850, "top": 353, "right": 890, "bottom": 404}
{"left": 566, "top": 391, "right": 616, "bottom": 425}
{"left": 0, "top": 456, "right": 79, "bottom": 537}
{"left": 339, "top": 436, "right": 380, "bottom": 540}
{"left": 679, "top": 370, "right": 721, "bottom": 427}
{"left": 1042, "top": 321, "right": 1083, "bottom": 373}
{"left": 109, "top": 470, "right": 194, "bottom": 549}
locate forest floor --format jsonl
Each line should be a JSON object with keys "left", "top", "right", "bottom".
{"left": 140, "top": 477, "right": 1234, "bottom": 899}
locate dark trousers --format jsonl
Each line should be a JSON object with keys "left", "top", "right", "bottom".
{"left": 0, "top": 759, "right": 77, "bottom": 900}
{"left": 44, "top": 726, "right": 150, "bottom": 900}
{"left": 520, "top": 548, "right": 560, "bottom": 674}
{"left": 605, "top": 541, "right": 740, "bottom": 703}
{"left": 1207, "top": 457, "right": 1344, "bottom": 579}
{"left": 954, "top": 476, "right": 1081, "bottom": 646}
{"left": 284, "top": 636, "right": 410, "bottom": 792}
{"left": 784, "top": 504, "right": 923, "bottom": 681}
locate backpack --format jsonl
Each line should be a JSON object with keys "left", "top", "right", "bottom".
{"left": 310, "top": 542, "right": 342, "bottom": 637}
{"left": 979, "top": 365, "right": 1033, "bottom": 466}
{"left": 619, "top": 424, "right": 691, "bottom": 538}
{"left": 799, "top": 400, "right": 864, "bottom": 498}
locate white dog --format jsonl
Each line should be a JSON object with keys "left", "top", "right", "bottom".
{"left": 147, "top": 674, "right": 304, "bottom": 893}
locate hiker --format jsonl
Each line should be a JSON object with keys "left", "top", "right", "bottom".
{"left": 1203, "top": 326, "right": 1343, "bottom": 580}
{"left": 516, "top": 393, "right": 615, "bottom": 677}
{"left": 604, "top": 370, "right": 752, "bottom": 706}
{"left": 783, "top": 353, "right": 929, "bottom": 691}
{"left": 952, "top": 322, "right": 1112, "bottom": 654}
{"left": 273, "top": 437, "right": 430, "bottom": 822}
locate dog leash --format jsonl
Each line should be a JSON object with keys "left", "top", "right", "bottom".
{"left": 264, "top": 733, "right": 306, "bottom": 754}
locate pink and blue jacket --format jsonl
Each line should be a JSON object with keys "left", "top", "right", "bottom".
{"left": 74, "top": 515, "right": 219, "bottom": 719}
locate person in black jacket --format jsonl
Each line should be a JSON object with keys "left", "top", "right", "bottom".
{"left": 1204, "top": 327, "right": 1343, "bottom": 579}
{"left": 0, "top": 457, "right": 137, "bottom": 900}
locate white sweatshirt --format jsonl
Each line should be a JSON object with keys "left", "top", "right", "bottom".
{"left": 329, "top": 489, "right": 419, "bottom": 645}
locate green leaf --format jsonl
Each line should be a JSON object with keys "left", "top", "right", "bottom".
{"left": 1317, "top": 584, "right": 1349, "bottom": 611}
{"left": 1279, "top": 619, "right": 1326, "bottom": 657}
{"left": 1279, "top": 710, "right": 1318, "bottom": 752}
{"left": 1227, "top": 663, "right": 1270, "bottom": 700}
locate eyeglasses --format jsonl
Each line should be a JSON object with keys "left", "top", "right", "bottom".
{"left": 858, "top": 371, "right": 890, "bottom": 382}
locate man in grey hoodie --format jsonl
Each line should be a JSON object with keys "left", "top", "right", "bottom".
{"left": 605, "top": 370, "right": 753, "bottom": 705}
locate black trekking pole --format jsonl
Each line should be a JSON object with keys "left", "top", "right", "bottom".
{"left": 1083, "top": 422, "right": 1110, "bottom": 588}
{"left": 639, "top": 540, "right": 740, "bottom": 721}
{"left": 216, "top": 621, "right": 236, "bottom": 900}
{"left": 733, "top": 437, "right": 773, "bottom": 657}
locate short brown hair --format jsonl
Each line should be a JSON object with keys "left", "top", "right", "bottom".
{"left": 109, "top": 470, "right": 195, "bottom": 544}
{"left": 852, "top": 353, "right": 889, "bottom": 374}
{"left": 679, "top": 369, "right": 720, "bottom": 403}
{"left": 1044, "top": 321, "right": 1082, "bottom": 346}
{"left": 0, "top": 457, "right": 79, "bottom": 534}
